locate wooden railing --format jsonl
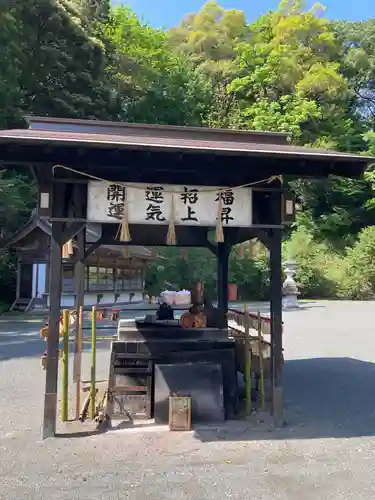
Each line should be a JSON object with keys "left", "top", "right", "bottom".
{"left": 227, "top": 308, "right": 272, "bottom": 337}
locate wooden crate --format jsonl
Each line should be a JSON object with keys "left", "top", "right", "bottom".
{"left": 169, "top": 394, "right": 192, "bottom": 431}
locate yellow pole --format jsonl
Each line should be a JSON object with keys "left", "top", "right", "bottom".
{"left": 90, "top": 306, "right": 97, "bottom": 420}
{"left": 61, "top": 309, "right": 70, "bottom": 422}
{"left": 257, "top": 310, "right": 265, "bottom": 410}
{"left": 243, "top": 303, "right": 252, "bottom": 416}
{"left": 75, "top": 306, "right": 83, "bottom": 420}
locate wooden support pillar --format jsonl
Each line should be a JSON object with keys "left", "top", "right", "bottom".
{"left": 269, "top": 228, "right": 283, "bottom": 426}
{"left": 217, "top": 242, "right": 230, "bottom": 315}
{"left": 42, "top": 223, "right": 63, "bottom": 439}
{"left": 16, "top": 259, "right": 21, "bottom": 300}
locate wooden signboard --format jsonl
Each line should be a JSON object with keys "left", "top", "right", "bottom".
{"left": 87, "top": 182, "right": 252, "bottom": 227}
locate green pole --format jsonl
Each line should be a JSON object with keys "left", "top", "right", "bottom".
{"left": 61, "top": 309, "right": 70, "bottom": 422}
{"left": 257, "top": 310, "right": 265, "bottom": 410}
{"left": 90, "top": 306, "right": 97, "bottom": 420}
{"left": 243, "top": 303, "right": 252, "bottom": 416}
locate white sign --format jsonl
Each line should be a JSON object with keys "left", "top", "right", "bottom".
{"left": 87, "top": 182, "right": 252, "bottom": 227}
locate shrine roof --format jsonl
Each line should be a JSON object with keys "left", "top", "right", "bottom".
{"left": 4, "top": 212, "right": 155, "bottom": 260}
{"left": 0, "top": 116, "right": 372, "bottom": 179}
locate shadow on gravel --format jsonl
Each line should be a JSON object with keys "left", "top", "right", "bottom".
{"left": 0, "top": 328, "right": 114, "bottom": 362}
{"left": 55, "top": 420, "right": 159, "bottom": 439}
{"left": 195, "top": 357, "right": 375, "bottom": 442}
{"left": 51, "top": 357, "right": 375, "bottom": 442}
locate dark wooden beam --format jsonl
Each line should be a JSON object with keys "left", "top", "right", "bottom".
{"left": 43, "top": 222, "right": 63, "bottom": 439}
{"left": 100, "top": 224, "right": 212, "bottom": 248}
{"left": 84, "top": 237, "right": 104, "bottom": 261}
{"left": 206, "top": 241, "right": 218, "bottom": 255}
{"left": 217, "top": 242, "right": 230, "bottom": 319}
{"left": 223, "top": 227, "right": 273, "bottom": 247}
{"left": 254, "top": 229, "right": 272, "bottom": 250}
{"left": 73, "top": 183, "right": 86, "bottom": 386}
{"left": 59, "top": 222, "right": 86, "bottom": 246}
{"left": 269, "top": 189, "right": 284, "bottom": 428}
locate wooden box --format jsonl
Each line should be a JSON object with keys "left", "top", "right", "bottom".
{"left": 169, "top": 394, "right": 192, "bottom": 431}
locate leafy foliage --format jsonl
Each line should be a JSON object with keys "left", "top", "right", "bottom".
{"left": 337, "top": 227, "right": 375, "bottom": 299}
{"left": 145, "top": 246, "right": 270, "bottom": 301}
{"left": 105, "top": 6, "right": 212, "bottom": 125}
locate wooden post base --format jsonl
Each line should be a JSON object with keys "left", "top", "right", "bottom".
{"left": 272, "top": 386, "right": 284, "bottom": 428}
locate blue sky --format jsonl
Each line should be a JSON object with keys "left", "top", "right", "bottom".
{"left": 113, "top": 0, "right": 373, "bottom": 28}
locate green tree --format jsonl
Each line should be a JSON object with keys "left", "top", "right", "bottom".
{"left": 16, "top": 0, "right": 117, "bottom": 120}
{"left": 168, "top": 1, "right": 248, "bottom": 127}
{"left": 168, "top": 1, "right": 248, "bottom": 78}
{"left": 0, "top": 1, "right": 23, "bottom": 129}
{"left": 334, "top": 19, "right": 375, "bottom": 133}
{"left": 0, "top": 169, "right": 37, "bottom": 306}
{"left": 104, "top": 6, "right": 211, "bottom": 125}
{"left": 228, "top": 0, "right": 354, "bottom": 144}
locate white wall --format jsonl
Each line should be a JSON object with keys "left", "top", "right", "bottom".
{"left": 37, "top": 264, "right": 47, "bottom": 297}
{"left": 48, "top": 291, "right": 143, "bottom": 308}
{"left": 32, "top": 264, "right": 37, "bottom": 298}
{"left": 32, "top": 263, "right": 47, "bottom": 299}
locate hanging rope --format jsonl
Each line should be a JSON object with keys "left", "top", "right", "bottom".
{"left": 52, "top": 164, "right": 283, "bottom": 194}
{"left": 117, "top": 186, "right": 131, "bottom": 242}
{"left": 215, "top": 198, "right": 224, "bottom": 243}
{"left": 166, "top": 194, "right": 177, "bottom": 245}
{"left": 52, "top": 164, "right": 284, "bottom": 247}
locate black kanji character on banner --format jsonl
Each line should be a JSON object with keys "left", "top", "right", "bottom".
{"left": 107, "top": 184, "right": 125, "bottom": 203}
{"left": 180, "top": 187, "right": 199, "bottom": 205}
{"left": 145, "top": 186, "right": 164, "bottom": 204}
{"left": 221, "top": 207, "right": 234, "bottom": 224}
{"left": 107, "top": 203, "right": 124, "bottom": 220}
{"left": 181, "top": 206, "right": 198, "bottom": 222}
{"left": 216, "top": 189, "right": 234, "bottom": 206}
{"left": 145, "top": 204, "right": 166, "bottom": 222}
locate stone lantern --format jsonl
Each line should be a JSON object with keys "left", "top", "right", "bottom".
{"left": 282, "top": 259, "right": 300, "bottom": 309}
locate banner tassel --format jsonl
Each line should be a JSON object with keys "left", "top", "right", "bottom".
{"left": 118, "top": 187, "right": 131, "bottom": 242}
{"left": 166, "top": 194, "right": 177, "bottom": 245}
{"left": 215, "top": 198, "right": 224, "bottom": 243}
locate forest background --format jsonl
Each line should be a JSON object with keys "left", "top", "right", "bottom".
{"left": 2, "top": 0, "right": 375, "bottom": 305}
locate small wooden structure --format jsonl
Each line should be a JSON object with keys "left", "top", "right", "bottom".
{"left": 169, "top": 395, "right": 192, "bottom": 431}
{"left": 7, "top": 213, "right": 154, "bottom": 311}
{"left": 0, "top": 116, "right": 369, "bottom": 437}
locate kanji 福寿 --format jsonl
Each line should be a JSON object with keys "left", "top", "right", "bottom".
{"left": 216, "top": 189, "right": 234, "bottom": 206}
{"left": 221, "top": 206, "right": 234, "bottom": 224}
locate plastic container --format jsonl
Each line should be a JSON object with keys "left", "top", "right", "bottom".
{"left": 161, "top": 290, "right": 176, "bottom": 305}
{"left": 174, "top": 290, "right": 191, "bottom": 306}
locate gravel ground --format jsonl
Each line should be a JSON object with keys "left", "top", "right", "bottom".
{"left": 1, "top": 300, "right": 375, "bottom": 500}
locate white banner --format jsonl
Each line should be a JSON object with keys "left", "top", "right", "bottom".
{"left": 87, "top": 182, "right": 252, "bottom": 227}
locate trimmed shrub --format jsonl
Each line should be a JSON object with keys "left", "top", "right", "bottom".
{"left": 337, "top": 226, "right": 375, "bottom": 300}
{"left": 283, "top": 227, "right": 341, "bottom": 299}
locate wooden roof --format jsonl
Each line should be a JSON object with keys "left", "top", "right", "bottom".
{"left": 0, "top": 116, "right": 371, "bottom": 180}
{"left": 6, "top": 212, "right": 155, "bottom": 261}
